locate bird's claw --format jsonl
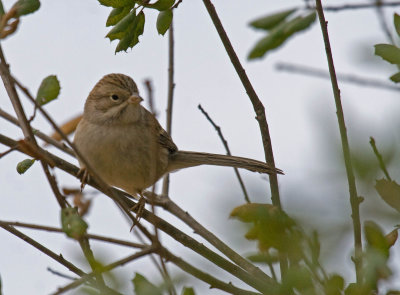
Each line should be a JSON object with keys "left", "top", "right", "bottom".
{"left": 77, "top": 168, "right": 90, "bottom": 191}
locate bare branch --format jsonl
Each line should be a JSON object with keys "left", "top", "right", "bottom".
{"left": 315, "top": 0, "right": 362, "bottom": 283}
{"left": 198, "top": 104, "right": 250, "bottom": 203}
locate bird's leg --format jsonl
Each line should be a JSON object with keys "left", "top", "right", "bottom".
{"left": 130, "top": 191, "right": 146, "bottom": 228}
{"left": 77, "top": 167, "right": 90, "bottom": 191}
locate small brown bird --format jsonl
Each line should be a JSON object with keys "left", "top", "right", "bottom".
{"left": 73, "top": 73, "right": 282, "bottom": 197}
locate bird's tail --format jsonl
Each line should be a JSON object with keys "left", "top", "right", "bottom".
{"left": 168, "top": 151, "right": 283, "bottom": 174}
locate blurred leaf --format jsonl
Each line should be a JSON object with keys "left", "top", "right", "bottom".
{"left": 0, "top": 1, "right": 5, "bottom": 17}
{"left": 386, "top": 228, "right": 398, "bottom": 247}
{"left": 16, "top": 158, "right": 35, "bottom": 174}
{"left": 132, "top": 273, "right": 162, "bottom": 295}
{"left": 390, "top": 72, "right": 400, "bottom": 83}
{"left": 230, "top": 203, "right": 275, "bottom": 222}
{"left": 98, "top": 0, "right": 131, "bottom": 8}
{"left": 50, "top": 114, "right": 82, "bottom": 141}
{"left": 106, "top": 5, "right": 133, "bottom": 27}
{"left": 281, "top": 265, "right": 314, "bottom": 293}
{"left": 387, "top": 291, "right": 400, "bottom": 295}
{"left": 375, "top": 179, "right": 400, "bottom": 213}
{"left": 36, "top": 75, "right": 60, "bottom": 106}
{"left": 106, "top": 9, "right": 136, "bottom": 41}
{"left": 249, "top": 9, "right": 296, "bottom": 30}
{"left": 181, "top": 287, "right": 195, "bottom": 295}
{"left": 13, "top": 0, "right": 40, "bottom": 16}
{"left": 364, "top": 221, "right": 389, "bottom": 258}
{"left": 309, "top": 230, "right": 320, "bottom": 265}
{"left": 115, "top": 10, "right": 145, "bottom": 52}
{"left": 247, "top": 252, "right": 279, "bottom": 264}
{"left": 374, "top": 44, "right": 400, "bottom": 65}
{"left": 248, "top": 12, "right": 316, "bottom": 59}
{"left": 394, "top": 13, "right": 400, "bottom": 37}
{"left": 145, "top": 0, "right": 174, "bottom": 11}
{"left": 61, "top": 207, "right": 88, "bottom": 240}
{"left": 324, "top": 274, "right": 344, "bottom": 295}
{"left": 156, "top": 9, "right": 172, "bottom": 35}
{"left": 345, "top": 283, "right": 364, "bottom": 295}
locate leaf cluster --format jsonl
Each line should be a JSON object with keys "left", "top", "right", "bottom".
{"left": 248, "top": 8, "right": 316, "bottom": 59}
{"left": 99, "top": 0, "right": 176, "bottom": 53}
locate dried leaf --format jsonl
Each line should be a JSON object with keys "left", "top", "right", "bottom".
{"left": 50, "top": 114, "right": 82, "bottom": 141}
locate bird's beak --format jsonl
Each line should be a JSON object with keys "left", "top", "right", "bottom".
{"left": 128, "top": 94, "right": 143, "bottom": 105}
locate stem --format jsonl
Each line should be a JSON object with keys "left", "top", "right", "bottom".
{"left": 369, "top": 137, "right": 392, "bottom": 181}
{"left": 315, "top": 0, "right": 362, "bottom": 283}
{"left": 162, "top": 20, "right": 176, "bottom": 196}
{"left": 198, "top": 104, "right": 250, "bottom": 203}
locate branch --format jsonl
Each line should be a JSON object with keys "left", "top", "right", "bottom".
{"left": 275, "top": 62, "right": 400, "bottom": 92}
{"left": 198, "top": 104, "right": 250, "bottom": 202}
{"left": 369, "top": 137, "right": 392, "bottom": 181}
{"left": 53, "top": 247, "right": 155, "bottom": 295}
{"left": 0, "top": 220, "right": 146, "bottom": 248}
{"left": 315, "top": 0, "right": 362, "bottom": 283}
{"left": 162, "top": 20, "right": 176, "bottom": 197}
{"left": 316, "top": 1, "right": 400, "bottom": 11}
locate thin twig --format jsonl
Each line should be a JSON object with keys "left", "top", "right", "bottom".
{"left": 374, "top": 0, "right": 395, "bottom": 44}
{"left": 369, "top": 137, "right": 392, "bottom": 181}
{"left": 162, "top": 20, "right": 176, "bottom": 197}
{"left": 52, "top": 247, "right": 155, "bottom": 295}
{"left": 47, "top": 267, "right": 77, "bottom": 281}
{"left": 317, "top": 1, "right": 400, "bottom": 11}
{"left": 1, "top": 221, "right": 146, "bottom": 248}
{"left": 275, "top": 62, "right": 400, "bottom": 92}
{"left": 0, "top": 107, "right": 75, "bottom": 156}
{"left": 315, "top": 0, "right": 362, "bottom": 283}
{"left": 198, "top": 104, "right": 250, "bottom": 203}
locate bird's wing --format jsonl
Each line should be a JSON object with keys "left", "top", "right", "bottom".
{"left": 144, "top": 108, "right": 177, "bottom": 153}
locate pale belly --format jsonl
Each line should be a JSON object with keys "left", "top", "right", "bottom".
{"left": 74, "top": 120, "right": 169, "bottom": 195}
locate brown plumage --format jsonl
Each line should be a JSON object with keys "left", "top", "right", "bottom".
{"left": 73, "top": 73, "right": 282, "bottom": 196}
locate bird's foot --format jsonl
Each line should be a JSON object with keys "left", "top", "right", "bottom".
{"left": 130, "top": 194, "right": 146, "bottom": 230}
{"left": 77, "top": 168, "right": 90, "bottom": 191}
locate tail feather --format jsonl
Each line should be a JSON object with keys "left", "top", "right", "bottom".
{"left": 167, "top": 151, "right": 283, "bottom": 174}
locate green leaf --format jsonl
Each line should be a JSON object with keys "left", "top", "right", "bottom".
{"left": 374, "top": 44, "right": 400, "bottom": 65}
{"left": 248, "top": 12, "right": 316, "bottom": 59}
{"left": 250, "top": 9, "right": 296, "bottom": 30}
{"left": 115, "top": 11, "right": 145, "bottom": 52}
{"left": 16, "top": 159, "right": 35, "bottom": 174}
{"left": 156, "top": 9, "right": 172, "bottom": 35}
{"left": 98, "top": 0, "right": 132, "bottom": 8}
{"left": 375, "top": 179, "right": 400, "bottom": 213}
{"left": 61, "top": 207, "right": 88, "bottom": 240}
{"left": 181, "top": 287, "right": 195, "bottom": 295}
{"left": 36, "top": 75, "right": 60, "bottom": 106}
{"left": 145, "top": 0, "right": 174, "bottom": 11}
{"left": 394, "top": 13, "right": 400, "bottom": 37}
{"left": 364, "top": 221, "right": 389, "bottom": 257}
{"left": 247, "top": 252, "right": 279, "bottom": 264}
{"left": 132, "top": 273, "right": 162, "bottom": 295}
{"left": 390, "top": 72, "right": 400, "bottom": 83}
{"left": 106, "top": 6, "right": 133, "bottom": 27}
{"left": 324, "top": 274, "right": 344, "bottom": 295}
{"left": 13, "top": 0, "right": 40, "bottom": 17}
{"left": 0, "top": 1, "right": 5, "bottom": 17}
{"left": 106, "top": 9, "right": 136, "bottom": 41}
{"left": 283, "top": 12, "right": 316, "bottom": 36}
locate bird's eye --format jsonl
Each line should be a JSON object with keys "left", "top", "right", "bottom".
{"left": 111, "top": 94, "right": 119, "bottom": 101}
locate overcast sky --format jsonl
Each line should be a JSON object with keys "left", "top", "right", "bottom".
{"left": 1, "top": 0, "right": 400, "bottom": 294}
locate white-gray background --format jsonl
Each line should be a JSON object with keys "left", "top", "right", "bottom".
{"left": 1, "top": 0, "right": 400, "bottom": 294}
